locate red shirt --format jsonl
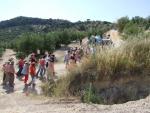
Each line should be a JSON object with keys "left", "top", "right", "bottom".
{"left": 18, "top": 59, "right": 24, "bottom": 68}
{"left": 29, "top": 65, "right": 36, "bottom": 76}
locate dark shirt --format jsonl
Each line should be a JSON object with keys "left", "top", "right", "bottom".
{"left": 70, "top": 55, "right": 75, "bottom": 60}
{"left": 30, "top": 58, "right": 36, "bottom": 63}
{"left": 49, "top": 55, "right": 55, "bottom": 62}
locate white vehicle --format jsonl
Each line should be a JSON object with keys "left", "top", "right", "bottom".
{"left": 89, "top": 35, "right": 113, "bottom": 46}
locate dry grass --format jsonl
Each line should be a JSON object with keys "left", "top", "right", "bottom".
{"left": 76, "top": 39, "right": 150, "bottom": 82}
{"left": 42, "top": 38, "right": 150, "bottom": 104}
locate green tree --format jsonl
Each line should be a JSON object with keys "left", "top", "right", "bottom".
{"left": 123, "top": 22, "right": 142, "bottom": 35}
{"left": 117, "top": 16, "right": 129, "bottom": 33}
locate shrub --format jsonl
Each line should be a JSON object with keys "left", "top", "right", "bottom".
{"left": 13, "top": 30, "right": 87, "bottom": 55}
{"left": 41, "top": 79, "right": 56, "bottom": 96}
{"left": 117, "top": 16, "right": 129, "bottom": 33}
{"left": 123, "top": 22, "right": 142, "bottom": 35}
{"left": 82, "top": 83, "right": 103, "bottom": 104}
{"left": 42, "top": 38, "right": 150, "bottom": 104}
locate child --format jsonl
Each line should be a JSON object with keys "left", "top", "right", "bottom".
{"left": 30, "top": 53, "right": 37, "bottom": 63}
{"left": 21, "top": 61, "right": 29, "bottom": 91}
{"left": 7, "top": 61, "right": 15, "bottom": 91}
{"left": 68, "top": 53, "right": 76, "bottom": 70}
{"left": 2, "top": 62, "right": 9, "bottom": 85}
{"left": 29, "top": 62, "right": 36, "bottom": 88}
{"left": 64, "top": 51, "right": 70, "bottom": 69}
{"left": 36, "top": 56, "right": 46, "bottom": 79}
{"left": 48, "top": 53, "right": 56, "bottom": 80}
{"left": 16, "top": 57, "right": 24, "bottom": 78}
{"left": 45, "top": 53, "right": 49, "bottom": 68}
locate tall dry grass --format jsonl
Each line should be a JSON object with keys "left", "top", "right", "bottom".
{"left": 43, "top": 38, "right": 150, "bottom": 99}
{"left": 77, "top": 38, "right": 150, "bottom": 82}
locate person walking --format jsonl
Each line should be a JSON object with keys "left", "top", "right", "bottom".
{"left": 64, "top": 51, "right": 70, "bottom": 69}
{"left": 29, "top": 53, "right": 37, "bottom": 63}
{"left": 2, "top": 61, "right": 9, "bottom": 85}
{"left": 68, "top": 53, "right": 76, "bottom": 70}
{"left": 28, "top": 62, "right": 36, "bottom": 89}
{"left": 7, "top": 60, "right": 15, "bottom": 92}
{"left": 16, "top": 57, "right": 24, "bottom": 78}
{"left": 47, "top": 53, "right": 56, "bottom": 80}
{"left": 36, "top": 56, "right": 46, "bottom": 79}
{"left": 45, "top": 53, "right": 49, "bottom": 68}
{"left": 21, "top": 61, "right": 29, "bottom": 91}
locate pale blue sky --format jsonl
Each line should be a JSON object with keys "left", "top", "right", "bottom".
{"left": 0, "top": 0, "right": 150, "bottom": 22}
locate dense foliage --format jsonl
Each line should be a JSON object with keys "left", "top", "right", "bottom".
{"left": 117, "top": 16, "right": 150, "bottom": 38}
{"left": 13, "top": 30, "right": 87, "bottom": 55}
{"left": 0, "top": 16, "right": 113, "bottom": 54}
{"left": 0, "top": 17, "right": 72, "bottom": 42}
{"left": 0, "top": 16, "right": 113, "bottom": 42}
{"left": 0, "top": 16, "right": 72, "bottom": 29}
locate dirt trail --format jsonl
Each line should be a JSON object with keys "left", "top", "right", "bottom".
{"left": 106, "top": 29, "right": 121, "bottom": 41}
{"left": 0, "top": 49, "right": 150, "bottom": 113}
{"left": 106, "top": 29, "right": 124, "bottom": 47}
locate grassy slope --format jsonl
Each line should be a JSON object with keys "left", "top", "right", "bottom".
{"left": 42, "top": 37, "right": 150, "bottom": 104}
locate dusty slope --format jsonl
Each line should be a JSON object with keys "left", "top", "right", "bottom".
{"left": 0, "top": 49, "right": 150, "bottom": 113}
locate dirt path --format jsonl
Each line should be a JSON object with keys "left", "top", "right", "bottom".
{"left": 0, "top": 49, "right": 150, "bottom": 113}
{"left": 106, "top": 29, "right": 124, "bottom": 47}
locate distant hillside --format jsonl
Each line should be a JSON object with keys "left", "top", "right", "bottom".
{"left": 0, "top": 16, "right": 113, "bottom": 42}
{"left": 0, "top": 16, "right": 74, "bottom": 41}
{"left": 0, "top": 16, "right": 72, "bottom": 29}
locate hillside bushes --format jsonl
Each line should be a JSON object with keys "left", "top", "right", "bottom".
{"left": 13, "top": 29, "right": 86, "bottom": 55}
{"left": 117, "top": 16, "right": 150, "bottom": 39}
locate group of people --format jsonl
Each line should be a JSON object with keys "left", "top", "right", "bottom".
{"left": 64, "top": 47, "right": 84, "bottom": 69}
{"left": 1, "top": 45, "right": 93, "bottom": 93}
{"left": 2, "top": 52, "right": 56, "bottom": 93}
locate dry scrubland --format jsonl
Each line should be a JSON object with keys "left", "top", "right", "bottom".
{"left": 43, "top": 38, "right": 150, "bottom": 104}
{"left": 0, "top": 40, "right": 150, "bottom": 113}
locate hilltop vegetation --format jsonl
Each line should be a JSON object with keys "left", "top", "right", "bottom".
{"left": 0, "top": 16, "right": 72, "bottom": 42}
{"left": 0, "top": 16, "right": 72, "bottom": 29}
{"left": 117, "top": 16, "right": 150, "bottom": 38}
{"left": 0, "top": 15, "right": 149, "bottom": 57}
{"left": 0, "top": 16, "right": 112, "bottom": 42}
{"left": 0, "top": 16, "right": 113, "bottom": 55}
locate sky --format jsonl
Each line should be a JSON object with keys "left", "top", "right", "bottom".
{"left": 0, "top": 0, "right": 150, "bottom": 22}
